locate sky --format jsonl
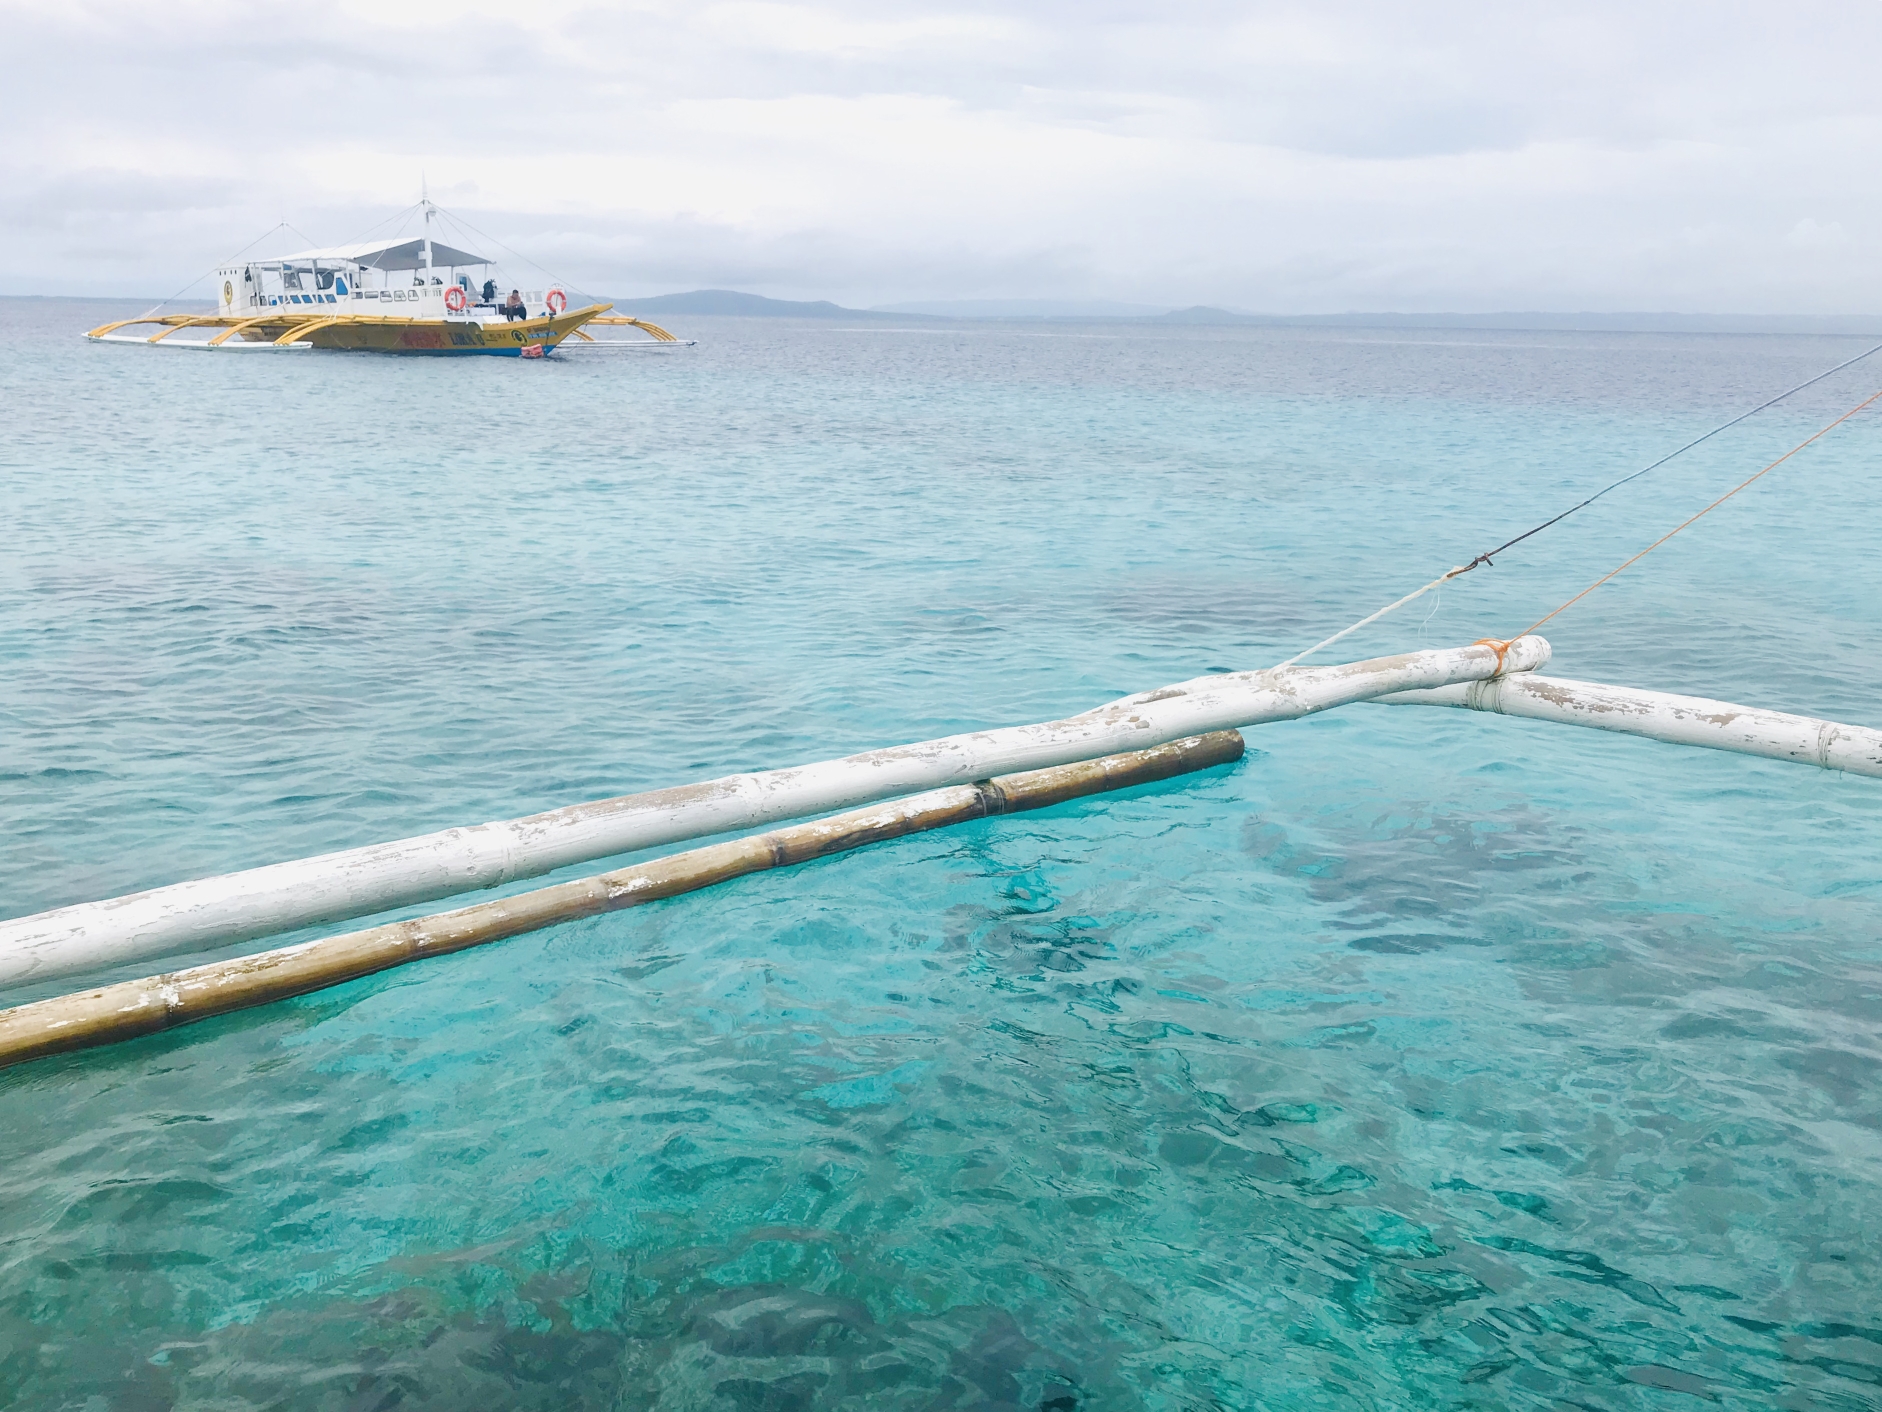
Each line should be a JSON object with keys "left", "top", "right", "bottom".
{"left": 3, "top": 0, "right": 1878, "bottom": 311}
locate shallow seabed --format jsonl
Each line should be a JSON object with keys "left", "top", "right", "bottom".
{"left": 2, "top": 300, "right": 1880, "bottom": 1410}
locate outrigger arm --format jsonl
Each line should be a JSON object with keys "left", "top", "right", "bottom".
{"left": 207, "top": 315, "right": 288, "bottom": 346}
{"left": 86, "top": 315, "right": 229, "bottom": 342}
{"left": 273, "top": 316, "right": 345, "bottom": 345}
{"left": 582, "top": 315, "right": 681, "bottom": 341}
{"left": 146, "top": 317, "right": 231, "bottom": 343}
{"left": 82, "top": 313, "right": 314, "bottom": 351}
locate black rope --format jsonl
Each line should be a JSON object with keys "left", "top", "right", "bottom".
{"left": 1454, "top": 338, "right": 1882, "bottom": 574}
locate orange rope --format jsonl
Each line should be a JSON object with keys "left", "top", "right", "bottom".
{"left": 1517, "top": 386, "right": 1882, "bottom": 640}
{"left": 1472, "top": 637, "right": 1512, "bottom": 674}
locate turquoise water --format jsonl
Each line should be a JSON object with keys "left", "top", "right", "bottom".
{"left": 3, "top": 298, "right": 1880, "bottom": 1409}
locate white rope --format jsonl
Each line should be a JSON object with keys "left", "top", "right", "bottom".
{"left": 429, "top": 205, "right": 594, "bottom": 303}
{"left": 130, "top": 221, "right": 297, "bottom": 322}
{"left": 1273, "top": 566, "right": 1468, "bottom": 669}
{"left": 1274, "top": 339, "right": 1882, "bottom": 669}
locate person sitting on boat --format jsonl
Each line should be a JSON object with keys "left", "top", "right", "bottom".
{"left": 502, "top": 289, "right": 527, "bottom": 321}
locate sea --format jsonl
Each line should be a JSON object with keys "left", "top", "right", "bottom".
{"left": 2, "top": 297, "right": 1880, "bottom": 1410}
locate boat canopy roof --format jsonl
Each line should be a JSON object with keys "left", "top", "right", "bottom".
{"left": 271, "top": 236, "right": 490, "bottom": 270}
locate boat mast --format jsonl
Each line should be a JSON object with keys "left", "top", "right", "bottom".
{"left": 422, "top": 177, "right": 434, "bottom": 279}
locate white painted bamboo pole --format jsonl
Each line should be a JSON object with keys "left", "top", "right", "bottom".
{"left": 0, "top": 732, "right": 1245, "bottom": 1071}
{"left": 1376, "top": 674, "right": 1882, "bottom": 777}
{"left": 0, "top": 637, "right": 1548, "bottom": 992}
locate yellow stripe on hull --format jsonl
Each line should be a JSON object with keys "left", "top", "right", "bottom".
{"left": 247, "top": 304, "right": 608, "bottom": 354}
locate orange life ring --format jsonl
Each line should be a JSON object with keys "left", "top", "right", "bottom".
{"left": 444, "top": 285, "right": 469, "bottom": 313}
{"left": 545, "top": 288, "right": 568, "bottom": 315}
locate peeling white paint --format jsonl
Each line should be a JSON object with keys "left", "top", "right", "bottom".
{"left": 0, "top": 637, "right": 1550, "bottom": 993}
{"left": 1377, "top": 674, "right": 1882, "bottom": 777}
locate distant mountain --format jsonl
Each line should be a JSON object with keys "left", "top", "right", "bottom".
{"left": 1152, "top": 309, "right": 1882, "bottom": 334}
{"left": 597, "top": 292, "right": 1882, "bottom": 335}
{"left": 873, "top": 298, "right": 1175, "bottom": 318}
{"left": 1152, "top": 306, "right": 1268, "bottom": 324}
{"left": 607, "top": 289, "right": 916, "bottom": 319}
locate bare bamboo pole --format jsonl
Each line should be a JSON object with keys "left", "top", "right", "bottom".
{"left": 0, "top": 637, "right": 1549, "bottom": 992}
{"left": 1376, "top": 675, "right": 1882, "bottom": 777}
{"left": 0, "top": 731, "right": 1243, "bottom": 1072}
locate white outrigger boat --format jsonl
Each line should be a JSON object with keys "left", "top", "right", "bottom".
{"left": 86, "top": 199, "right": 690, "bottom": 356}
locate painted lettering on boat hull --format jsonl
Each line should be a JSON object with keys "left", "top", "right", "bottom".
{"left": 225, "top": 306, "right": 599, "bottom": 355}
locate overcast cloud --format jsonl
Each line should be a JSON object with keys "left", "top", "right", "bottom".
{"left": 3, "top": 0, "right": 1878, "bottom": 310}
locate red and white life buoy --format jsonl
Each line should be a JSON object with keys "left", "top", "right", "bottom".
{"left": 444, "top": 285, "right": 469, "bottom": 313}
{"left": 545, "top": 287, "right": 568, "bottom": 315}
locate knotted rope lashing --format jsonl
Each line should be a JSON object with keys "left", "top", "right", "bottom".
{"left": 1472, "top": 637, "right": 1513, "bottom": 675}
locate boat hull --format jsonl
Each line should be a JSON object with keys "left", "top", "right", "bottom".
{"left": 236, "top": 306, "right": 601, "bottom": 355}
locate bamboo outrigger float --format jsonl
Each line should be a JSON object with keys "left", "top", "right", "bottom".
{"left": 0, "top": 734, "right": 1247, "bottom": 1069}
{"left": 3, "top": 631, "right": 1880, "bottom": 1073}
{"left": 84, "top": 198, "right": 691, "bottom": 355}
{"left": 0, "top": 638, "right": 1554, "bottom": 993}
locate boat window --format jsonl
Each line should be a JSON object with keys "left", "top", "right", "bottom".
{"left": 315, "top": 270, "right": 335, "bottom": 291}
{"left": 282, "top": 269, "right": 303, "bottom": 291}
